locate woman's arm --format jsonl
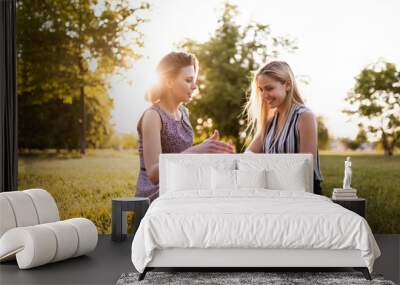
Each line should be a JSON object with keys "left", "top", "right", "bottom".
{"left": 246, "top": 133, "right": 263, "bottom": 153}
{"left": 298, "top": 111, "right": 318, "bottom": 158}
{"left": 184, "top": 130, "right": 234, "bottom": 154}
{"left": 182, "top": 107, "right": 234, "bottom": 154}
{"left": 141, "top": 109, "right": 162, "bottom": 184}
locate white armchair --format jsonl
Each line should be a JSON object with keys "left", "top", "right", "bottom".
{"left": 0, "top": 189, "right": 98, "bottom": 269}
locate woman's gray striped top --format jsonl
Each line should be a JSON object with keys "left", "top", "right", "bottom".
{"left": 263, "top": 104, "right": 323, "bottom": 181}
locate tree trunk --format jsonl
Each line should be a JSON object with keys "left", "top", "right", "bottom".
{"left": 79, "top": 84, "right": 86, "bottom": 154}
{"left": 384, "top": 145, "right": 394, "bottom": 156}
{"left": 78, "top": 0, "right": 85, "bottom": 154}
{"left": 384, "top": 148, "right": 393, "bottom": 156}
{"left": 381, "top": 131, "right": 390, "bottom": 156}
{"left": 388, "top": 135, "right": 399, "bottom": 157}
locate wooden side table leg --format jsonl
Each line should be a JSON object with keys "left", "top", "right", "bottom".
{"left": 112, "top": 202, "right": 123, "bottom": 241}
{"left": 121, "top": 210, "right": 127, "bottom": 240}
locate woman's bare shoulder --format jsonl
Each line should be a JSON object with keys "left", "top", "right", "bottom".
{"left": 139, "top": 107, "right": 162, "bottom": 134}
{"left": 298, "top": 109, "right": 317, "bottom": 130}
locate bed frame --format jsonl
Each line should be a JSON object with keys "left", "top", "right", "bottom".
{"left": 138, "top": 154, "right": 372, "bottom": 281}
{"left": 139, "top": 248, "right": 371, "bottom": 280}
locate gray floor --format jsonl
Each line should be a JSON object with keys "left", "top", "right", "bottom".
{"left": 0, "top": 235, "right": 399, "bottom": 285}
{"left": 375, "top": 234, "right": 400, "bottom": 284}
{"left": 0, "top": 235, "right": 134, "bottom": 285}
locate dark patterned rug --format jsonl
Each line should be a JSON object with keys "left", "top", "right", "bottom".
{"left": 116, "top": 271, "right": 396, "bottom": 285}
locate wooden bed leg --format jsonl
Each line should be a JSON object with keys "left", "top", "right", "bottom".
{"left": 361, "top": 267, "right": 372, "bottom": 280}
{"left": 138, "top": 268, "right": 148, "bottom": 281}
{"left": 354, "top": 267, "right": 371, "bottom": 280}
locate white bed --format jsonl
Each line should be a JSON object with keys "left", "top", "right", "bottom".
{"left": 131, "top": 154, "right": 380, "bottom": 280}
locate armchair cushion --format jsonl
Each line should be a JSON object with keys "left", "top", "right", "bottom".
{"left": 0, "top": 189, "right": 98, "bottom": 269}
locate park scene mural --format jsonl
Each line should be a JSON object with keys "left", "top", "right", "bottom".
{"left": 16, "top": 0, "right": 399, "bottom": 234}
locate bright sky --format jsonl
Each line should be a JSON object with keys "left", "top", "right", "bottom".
{"left": 109, "top": 0, "right": 400, "bottom": 139}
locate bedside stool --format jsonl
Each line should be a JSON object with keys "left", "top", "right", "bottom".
{"left": 112, "top": 197, "right": 150, "bottom": 242}
{"left": 332, "top": 198, "right": 366, "bottom": 218}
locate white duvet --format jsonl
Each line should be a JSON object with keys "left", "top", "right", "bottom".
{"left": 131, "top": 190, "right": 380, "bottom": 273}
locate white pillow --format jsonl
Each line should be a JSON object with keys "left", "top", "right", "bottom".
{"left": 166, "top": 158, "right": 237, "bottom": 193}
{"left": 211, "top": 168, "right": 237, "bottom": 190}
{"left": 211, "top": 168, "right": 268, "bottom": 190}
{"left": 236, "top": 169, "right": 268, "bottom": 189}
{"left": 266, "top": 165, "right": 307, "bottom": 191}
{"left": 237, "top": 158, "right": 309, "bottom": 192}
{"left": 167, "top": 162, "right": 211, "bottom": 192}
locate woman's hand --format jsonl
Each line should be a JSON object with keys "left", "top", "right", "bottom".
{"left": 185, "top": 130, "right": 235, "bottom": 153}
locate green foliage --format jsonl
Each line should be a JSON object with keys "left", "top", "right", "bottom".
{"left": 339, "top": 138, "right": 361, "bottom": 151}
{"left": 18, "top": 78, "right": 114, "bottom": 149}
{"left": 16, "top": 0, "right": 148, "bottom": 150}
{"left": 354, "top": 124, "right": 369, "bottom": 147}
{"left": 106, "top": 133, "right": 139, "bottom": 150}
{"left": 181, "top": 3, "right": 297, "bottom": 151}
{"left": 344, "top": 61, "right": 400, "bottom": 156}
{"left": 338, "top": 125, "right": 370, "bottom": 151}
{"left": 317, "top": 116, "right": 330, "bottom": 150}
{"left": 85, "top": 83, "right": 114, "bottom": 148}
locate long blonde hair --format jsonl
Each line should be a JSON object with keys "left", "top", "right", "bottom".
{"left": 243, "top": 61, "right": 304, "bottom": 143}
{"left": 145, "top": 51, "right": 199, "bottom": 103}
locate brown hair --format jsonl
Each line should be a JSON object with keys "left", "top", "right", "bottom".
{"left": 145, "top": 51, "right": 199, "bottom": 103}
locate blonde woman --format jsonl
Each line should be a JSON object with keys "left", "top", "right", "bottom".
{"left": 244, "top": 61, "right": 323, "bottom": 194}
{"left": 136, "top": 52, "right": 234, "bottom": 202}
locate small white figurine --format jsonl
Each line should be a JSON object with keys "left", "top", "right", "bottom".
{"left": 343, "top": 156, "right": 352, "bottom": 189}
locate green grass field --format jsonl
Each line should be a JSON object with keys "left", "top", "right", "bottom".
{"left": 17, "top": 150, "right": 400, "bottom": 234}
{"left": 18, "top": 150, "right": 139, "bottom": 234}
{"left": 320, "top": 153, "right": 400, "bottom": 234}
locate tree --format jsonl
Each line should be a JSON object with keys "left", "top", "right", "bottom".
{"left": 337, "top": 126, "right": 369, "bottom": 151}
{"left": 339, "top": 138, "right": 359, "bottom": 151}
{"left": 181, "top": 2, "right": 297, "bottom": 151}
{"left": 16, "top": 0, "right": 148, "bottom": 152}
{"left": 317, "top": 116, "right": 330, "bottom": 150}
{"left": 354, "top": 124, "right": 368, "bottom": 148}
{"left": 344, "top": 61, "right": 400, "bottom": 156}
